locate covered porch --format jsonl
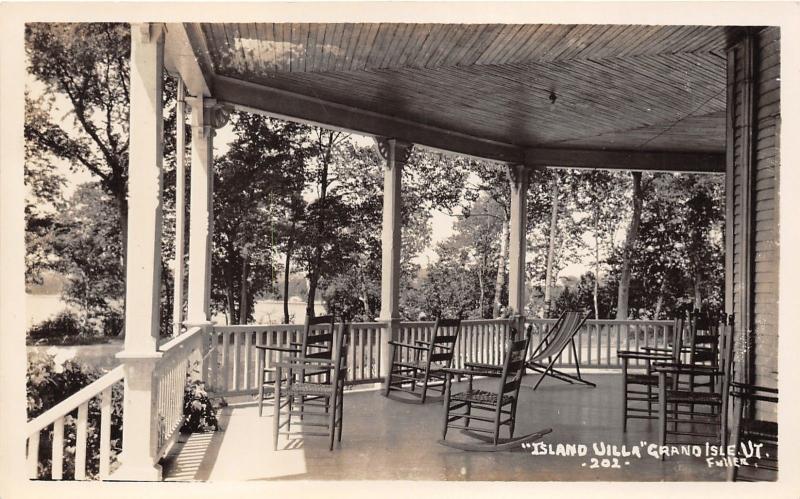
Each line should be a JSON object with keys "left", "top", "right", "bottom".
{"left": 21, "top": 20, "right": 780, "bottom": 483}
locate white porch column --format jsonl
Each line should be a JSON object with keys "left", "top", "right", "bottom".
{"left": 171, "top": 78, "right": 187, "bottom": 337}
{"left": 507, "top": 163, "right": 528, "bottom": 325}
{"left": 186, "top": 96, "right": 216, "bottom": 324}
{"left": 113, "top": 23, "right": 165, "bottom": 481}
{"left": 375, "top": 137, "right": 412, "bottom": 377}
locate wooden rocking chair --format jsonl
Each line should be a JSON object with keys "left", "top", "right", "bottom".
{"left": 256, "top": 314, "right": 335, "bottom": 416}
{"left": 272, "top": 322, "right": 349, "bottom": 451}
{"left": 653, "top": 315, "right": 735, "bottom": 458}
{"left": 618, "top": 316, "right": 686, "bottom": 431}
{"left": 384, "top": 318, "right": 461, "bottom": 403}
{"left": 526, "top": 311, "right": 595, "bottom": 390}
{"left": 438, "top": 329, "right": 552, "bottom": 451}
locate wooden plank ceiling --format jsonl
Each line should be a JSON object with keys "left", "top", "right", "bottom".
{"left": 188, "top": 23, "right": 736, "bottom": 166}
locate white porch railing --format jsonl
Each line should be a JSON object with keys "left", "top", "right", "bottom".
{"left": 208, "top": 322, "right": 384, "bottom": 395}
{"left": 25, "top": 365, "right": 124, "bottom": 480}
{"left": 25, "top": 317, "right": 676, "bottom": 479}
{"left": 25, "top": 325, "right": 208, "bottom": 480}
{"left": 207, "top": 318, "right": 677, "bottom": 397}
{"left": 153, "top": 325, "right": 207, "bottom": 458}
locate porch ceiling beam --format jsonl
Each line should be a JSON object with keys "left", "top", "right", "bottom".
{"left": 524, "top": 148, "right": 725, "bottom": 173}
{"left": 163, "top": 23, "right": 213, "bottom": 98}
{"left": 212, "top": 75, "right": 524, "bottom": 164}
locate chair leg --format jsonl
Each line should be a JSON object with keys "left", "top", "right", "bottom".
{"left": 442, "top": 375, "right": 452, "bottom": 440}
{"left": 658, "top": 377, "right": 666, "bottom": 461}
{"left": 464, "top": 402, "right": 472, "bottom": 428}
{"left": 337, "top": 385, "right": 344, "bottom": 443}
{"left": 509, "top": 401, "right": 517, "bottom": 439}
{"left": 273, "top": 377, "right": 282, "bottom": 451}
{"left": 622, "top": 363, "right": 628, "bottom": 432}
{"left": 328, "top": 395, "right": 337, "bottom": 451}
{"left": 493, "top": 409, "right": 501, "bottom": 446}
{"left": 421, "top": 373, "right": 429, "bottom": 404}
{"left": 258, "top": 382, "right": 265, "bottom": 417}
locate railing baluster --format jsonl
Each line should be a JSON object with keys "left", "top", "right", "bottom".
{"left": 27, "top": 430, "right": 40, "bottom": 479}
{"left": 596, "top": 323, "right": 601, "bottom": 367}
{"left": 243, "top": 330, "right": 251, "bottom": 391}
{"left": 221, "top": 331, "right": 230, "bottom": 392}
{"left": 52, "top": 416, "right": 64, "bottom": 480}
{"left": 99, "top": 387, "right": 112, "bottom": 479}
{"left": 233, "top": 331, "right": 240, "bottom": 391}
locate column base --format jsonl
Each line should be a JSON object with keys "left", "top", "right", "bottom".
{"left": 377, "top": 317, "right": 401, "bottom": 379}
{"left": 109, "top": 459, "right": 163, "bottom": 481}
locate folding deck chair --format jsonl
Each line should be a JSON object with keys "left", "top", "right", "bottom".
{"left": 526, "top": 311, "right": 595, "bottom": 390}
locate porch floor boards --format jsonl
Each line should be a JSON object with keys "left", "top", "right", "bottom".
{"left": 161, "top": 373, "right": 726, "bottom": 481}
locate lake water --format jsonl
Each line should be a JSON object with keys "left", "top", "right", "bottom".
{"left": 26, "top": 294, "right": 326, "bottom": 370}
{"left": 26, "top": 294, "right": 325, "bottom": 328}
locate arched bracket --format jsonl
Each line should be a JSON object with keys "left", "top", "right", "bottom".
{"left": 373, "top": 137, "right": 413, "bottom": 165}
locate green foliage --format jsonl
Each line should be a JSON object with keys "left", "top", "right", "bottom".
{"left": 27, "top": 353, "right": 123, "bottom": 479}
{"left": 604, "top": 173, "right": 725, "bottom": 319}
{"left": 26, "top": 311, "right": 93, "bottom": 345}
{"left": 181, "top": 380, "right": 219, "bottom": 434}
{"left": 50, "top": 183, "right": 125, "bottom": 336}
{"left": 25, "top": 23, "right": 130, "bottom": 204}
{"left": 211, "top": 113, "right": 311, "bottom": 324}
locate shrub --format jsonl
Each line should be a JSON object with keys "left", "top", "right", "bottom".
{"left": 27, "top": 311, "right": 84, "bottom": 343}
{"left": 181, "top": 379, "right": 220, "bottom": 434}
{"left": 27, "top": 353, "right": 123, "bottom": 479}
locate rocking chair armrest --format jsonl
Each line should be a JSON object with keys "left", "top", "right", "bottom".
{"left": 273, "top": 357, "right": 336, "bottom": 369}
{"left": 441, "top": 367, "right": 502, "bottom": 378}
{"left": 463, "top": 361, "right": 503, "bottom": 372}
{"left": 640, "top": 346, "right": 673, "bottom": 353}
{"left": 254, "top": 345, "right": 302, "bottom": 354}
{"left": 651, "top": 362, "right": 722, "bottom": 376}
{"left": 388, "top": 340, "right": 428, "bottom": 351}
{"left": 617, "top": 350, "right": 673, "bottom": 361}
{"left": 414, "top": 340, "right": 430, "bottom": 346}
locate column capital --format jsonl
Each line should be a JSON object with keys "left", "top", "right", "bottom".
{"left": 186, "top": 96, "right": 232, "bottom": 130}
{"left": 506, "top": 163, "right": 528, "bottom": 190}
{"left": 373, "top": 137, "right": 413, "bottom": 164}
{"left": 136, "top": 23, "right": 165, "bottom": 44}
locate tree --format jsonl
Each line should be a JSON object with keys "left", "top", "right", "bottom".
{"left": 24, "top": 94, "right": 66, "bottom": 287}
{"left": 210, "top": 113, "right": 310, "bottom": 324}
{"left": 574, "top": 170, "right": 629, "bottom": 319}
{"left": 615, "top": 171, "right": 644, "bottom": 319}
{"left": 25, "top": 23, "right": 131, "bottom": 260}
{"left": 50, "top": 183, "right": 125, "bottom": 335}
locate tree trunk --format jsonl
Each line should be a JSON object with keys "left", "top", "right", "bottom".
{"left": 654, "top": 279, "right": 667, "bottom": 319}
{"left": 239, "top": 250, "right": 249, "bottom": 325}
{"left": 306, "top": 131, "right": 335, "bottom": 319}
{"left": 116, "top": 191, "right": 128, "bottom": 321}
{"left": 616, "top": 171, "right": 643, "bottom": 320}
{"left": 306, "top": 273, "right": 319, "bottom": 318}
{"left": 360, "top": 271, "right": 371, "bottom": 320}
{"left": 225, "top": 271, "right": 237, "bottom": 325}
{"left": 693, "top": 274, "right": 703, "bottom": 309}
{"left": 543, "top": 179, "right": 560, "bottom": 318}
{"left": 477, "top": 261, "right": 485, "bottom": 318}
{"left": 492, "top": 216, "right": 509, "bottom": 318}
{"left": 593, "top": 222, "right": 600, "bottom": 320}
{"left": 283, "top": 233, "right": 295, "bottom": 324}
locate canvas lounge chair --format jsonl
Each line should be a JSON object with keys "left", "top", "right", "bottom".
{"left": 526, "top": 311, "right": 595, "bottom": 390}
